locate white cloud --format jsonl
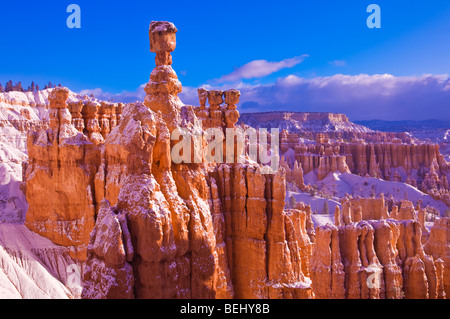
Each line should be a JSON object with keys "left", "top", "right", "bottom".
{"left": 217, "top": 55, "right": 308, "bottom": 82}
{"left": 182, "top": 73, "right": 450, "bottom": 121}
{"left": 78, "top": 73, "right": 450, "bottom": 121}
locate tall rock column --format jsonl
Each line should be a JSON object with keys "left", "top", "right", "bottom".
{"left": 424, "top": 217, "right": 450, "bottom": 297}
{"left": 25, "top": 87, "right": 99, "bottom": 258}
{"left": 144, "top": 21, "right": 183, "bottom": 131}
{"left": 224, "top": 89, "right": 240, "bottom": 129}
{"left": 68, "top": 100, "right": 85, "bottom": 132}
{"left": 310, "top": 224, "right": 345, "bottom": 299}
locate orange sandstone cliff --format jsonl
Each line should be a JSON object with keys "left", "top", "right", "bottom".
{"left": 79, "top": 21, "right": 313, "bottom": 299}
{"left": 22, "top": 21, "right": 449, "bottom": 300}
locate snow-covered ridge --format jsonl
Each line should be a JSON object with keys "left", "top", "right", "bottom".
{"left": 239, "top": 111, "right": 373, "bottom": 133}
{"left": 0, "top": 224, "right": 82, "bottom": 298}
{"left": 0, "top": 89, "right": 99, "bottom": 108}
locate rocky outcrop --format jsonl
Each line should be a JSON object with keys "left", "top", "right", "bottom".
{"left": 144, "top": 21, "right": 182, "bottom": 132}
{"left": 312, "top": 218, "right": 445, "bottom": 299}
{"left": 19, "top": 20, "right": 449, "bottom": 300}
{"left": 280, "top": 157, "right": 305, "bottom": 190}
{"left": 21, "top": 88, "right": 125, "bottom": 256}
{"left": 24, "top": 87, "right": 100, "bottom": 257}
{"left": 79, "top": 21, "right": 313, "bottom": 299}
{"left": 340, "top": 196, "right": 386, "bottom": 221}
{"left": 81, "top": 200, "right": 134, "bottom": 299}
{"left": 195, "top": 89, "right": 241, "bottom": 130}
{"left": 279, "top": 131, "right": 449, "bottom": 194}
{"left": 338, "top": 196, "right": 434, "bottom": 243}
{"left": 424, "top": 217, "right": 450, "bottom": 297}
{"left": 86, "top": 100, "right": 313, "bottom": 299}
{"left": 310, "top": 224, "right": 345, "bottom": 299}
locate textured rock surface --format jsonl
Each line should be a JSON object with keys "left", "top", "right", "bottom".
{"left": 84, "top": 93, "right": 313, "bottom": 299}
{"left": 24, "top": 88, "right": 100, "bottom": 258}
{"left": 79, "top": 21, "right": 313, "bottom": 299}
{"left": 311, "top": 219, "right": 448, "bottom": 299}
{"left": 311, "top": 218, "right": 445, "bottom": 299}
{"left": 81, "top": 200, "right": 134, "bottom": 299}
{"left": 0, "top": 223, "right": 83, "bottom": 299}
{"left": 0, "top": 88, "right": 119, "bottom": 225}
{"left": 424, "top": 217, "right": 450, "bottom": 297}
{"left": 194, "top": 89, "right": 240, "bottom": 131}
{"left": 278, "top": 130, "right": 449, "bottom": 203}
{"left": 14, "top": 20, "right": 449, "bottom": 300}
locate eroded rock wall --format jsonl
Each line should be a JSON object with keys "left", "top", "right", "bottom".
{"left": 311, "top": 219, "right": 446, "bottom": 299}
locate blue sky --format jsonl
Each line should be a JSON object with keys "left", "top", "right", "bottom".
{"left": 1, "top": 1, "right": 449, "bottom": 120}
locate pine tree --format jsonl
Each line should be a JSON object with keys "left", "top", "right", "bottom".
{"left": 322, "top": 200, "right": 330, "bottom": 215}
{"left": 31, "top": 81, "right": 35, "bottom": 92}
{"left": 17, "top": 82, "right": 24, "bottom": 92}
{"left": 0, "top": 83, "right": 4, "bottom": 93}
{"left": 35, "top": 84, "right": 40, "bottom": 91}
{"left": 5, "top": 80, "right": 13, "bottom": 92}
{"left": 44, "top": 85, "right": 48, "bottom": 90}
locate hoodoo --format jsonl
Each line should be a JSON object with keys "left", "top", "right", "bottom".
{"left": 16, "top": 21, "right": 449, "bottom": 300}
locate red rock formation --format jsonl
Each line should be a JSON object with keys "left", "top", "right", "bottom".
{"left": 80, "top": 21, "right": 313, "bottom": 299}
{"left": 281, "top": 157, "right": 305, "bottom": 190}
{"left": 82, "top": 101, "right": 104, "bottom": 145}
{"left": 371, "top": 219, "right": 403, "bottom": 298}
{"left": 68, "top": 100, "right": 85, "bottom": 132}
{"left": 311, "top": 218, "right": 442, "bottom": 299}
{"left": 21, "top": 21, "right": 449, "bottom": 300}
{"left": 81, "top": 200, "right": 134, "bottom": 299}
{"left": 224, "top": 89, "right": 240, "bottom": 129}
{"left": 403, "top": 255, "right": 429, "bottom": 299}
{"left": 194, "top": 88, "right": 241, "bottom": 131}
{"left": 144, "top": 21, "right": 182, "bottom": 132}
{"left": 397, "top": 220, "right": 439, "bottom": 299}
{"left": 342, "top": 197, "right": 386, "bottom": 221}
{"left": 424, "top": 217, "right": 450, "bottom": 297}
{"left": 280, "top": 132, "right": 449, "bottom": 188}
{"left": 24, "top": 87, "right": 99, "bottom": 258}
{"left": 310, "top": 224, "right": 345, "bottom": 299}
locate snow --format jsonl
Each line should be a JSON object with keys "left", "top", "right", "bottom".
{"left": 269, "top": 277, "right": 312, "bottom": 289}
{"left": 0, "top": 89, "right": 100, "bottom": 298}
{"left": 0, "top": 89, "right": 104, "bottom": 223}
{"left": 239, "top": 112, "right": 374, "bottom": 134}
{"left": 0, "top": 223, "right": 81, "bottom": 298}
{"left": 287, "top": 170, "right": 449, "bottom": 217}
{"left": 0, "top": 128, "right": 28, "bottom": 224}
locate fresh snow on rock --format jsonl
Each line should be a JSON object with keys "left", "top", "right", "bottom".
{"left": 0, "top": 223, "right": 82, "bottom": 298}
{"left": 286, "top": 171, "right": 449, "bottom": 218}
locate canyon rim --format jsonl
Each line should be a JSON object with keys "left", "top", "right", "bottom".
{"left": 0, "top": 16, "right": 449, "bottom": 303}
